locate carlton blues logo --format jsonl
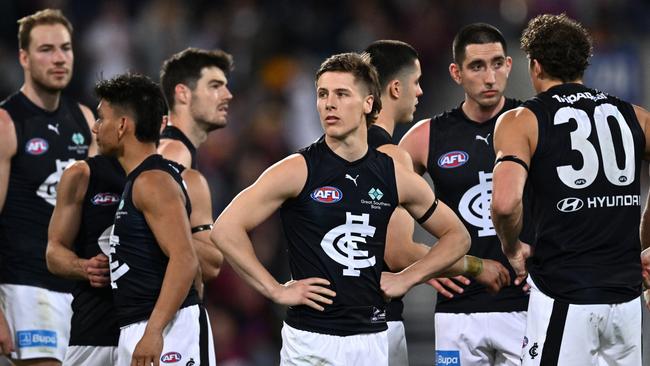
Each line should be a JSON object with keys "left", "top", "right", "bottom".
{"left": 25, "top": 138, "right": 49, "bottom": 155}
{"left": 311, "top": 186, "right": 343, "bottom": 203}
{"left": 321, "top": 212, "right": 376, "bottom": 276}
{"left": 438, "top": 151, "right": 468, "bottom": 168}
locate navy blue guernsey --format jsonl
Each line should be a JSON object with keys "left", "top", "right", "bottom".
{"left": 427, "top": 98, "right": 530, "bottom": 313}
{"left": 524, "top": 83, "right": 644, "bottom": 304}
{"left": 70, "top": 155, "right": 125, "bottom": 346}
{"left": 0, "top": 91, "right": 91, "bottom": 292}
{"left": 110, "top": 154, "right": 199, "bottom": 327}
{"left": 282, "top": 137, "right": 398, "bottom": 336}
{"left": 367, "top": 125, "right": 404, "bottom": 322}
{"left": 160, "top": 125, "right": 197, "bottom": 169}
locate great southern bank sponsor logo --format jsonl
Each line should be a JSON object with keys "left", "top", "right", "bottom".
{"left": 25, "top": 138, "right": 49, "bottom": 155}
{"left": 311, "top": 186, "right": 342, "bottom": 203}
{"left": 436, "top": 350, "right": 460, "bottom": 366}
{"left": 17, "top": 330, "right": 57, "bottom": 348}
{"left": 438, "top": 151, "right": 468, "bottom": 169}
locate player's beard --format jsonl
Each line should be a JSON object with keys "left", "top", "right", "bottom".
{"left": 31, "top": 72, "right": 69, "bottom": 95}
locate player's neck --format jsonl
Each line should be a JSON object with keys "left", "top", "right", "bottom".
{"left": 119, "top": 141, "right": 158, "bottom": 175}
{"left": 374, "top": 112, "right": 396, "bottom": 137}
{"left": 325, "top": 125, "right": 369, "bottom": 162}
{"left": 537, "top": 79, "right": 582, "bottom": 94}
{"left": 20, "top": 82, "right": 61, "bottom": 112}
{"left": 167, "top": 110, "right": 204, "bottom": 148}
{"left": 462, "top": 96, "right": 505, "bottom": 123}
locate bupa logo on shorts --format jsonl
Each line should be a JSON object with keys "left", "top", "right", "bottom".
{"left": 161, "top": 351, "right": 182, "bottom": 363}
{"left": 25, "top": 138, "right": 49, "bottom": 155}
{"left": 91, "top": 192, "right": 121, "bottom": 206}
{"left": 556, "top": 197, "right": 584, "bottom": 212}
{"left": 17, "top": 330, "right": 57, "bottom": 348}
{"left": 311, "top": 186, "right": 342, "bottom": 203}
{"left": 436, "top": 350, "right": 460, "bottom": 366}
{"left": 438, "top": 151, "right": 468, "bottom": 169}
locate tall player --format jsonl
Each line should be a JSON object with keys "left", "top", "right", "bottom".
{"left": 492, "top": 13, "right": 650, "bottom": 365}
{"left": 94, "top": 73, "right": 215, "bottom": 366}
{"left": 158, "top": 48, "right": 234, "bottom": 282}
{"left": 399, "top": 24, "right": 529, "bottom": 365}
{"left": 211, "top": 52, "right": 470, "bottom": 365}
{"left": 364, "top": 39, "right": 510, "bottom": 366}
{"left": 0, "top": 9, "right": 95, "bottom": 366}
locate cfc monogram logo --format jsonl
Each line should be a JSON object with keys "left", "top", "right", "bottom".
{"left": 458, "top": 171, "right": 495, "bottom": 237}
{"left": 321, "top": 212, "right": 376, "bottom": 276}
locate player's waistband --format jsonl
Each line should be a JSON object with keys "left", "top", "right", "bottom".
{"left": 285, "top": 304, "right": 388, "bottom": 336}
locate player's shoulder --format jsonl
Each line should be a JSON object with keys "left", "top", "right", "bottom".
{"left": 0, "top": 107, "right": 17, "bottom": 155}
{"left": 377, "top": 144, "right": 413, "bottom": 169}
{"left": 158, "top": 139, "right": 191, "bottom": 166}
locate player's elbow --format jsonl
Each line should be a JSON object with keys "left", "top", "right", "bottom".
{"left": 491, "top": 191, "right": 521, "bottom": 221}
{"left": 45, "top": 242, "right": 60, "bottom": 276}
{"left": 201, "top": 254, "right": 224, "bottom": 282}
{"left": 454, "top": 225, "right": 471, "bottom": 258}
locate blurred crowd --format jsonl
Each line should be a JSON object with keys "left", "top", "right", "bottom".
{"left": 1, "top": 0, "right": 649, "bottom": 365}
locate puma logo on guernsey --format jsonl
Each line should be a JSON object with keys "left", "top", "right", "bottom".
{"left": 475, "top": 133, "right": 490, "bottom": 145}
{"left": 48, "top": 123, "right": 60, "bottom": 135}
{"left": 345, "top": 174, "right": 359, "bottom": 186}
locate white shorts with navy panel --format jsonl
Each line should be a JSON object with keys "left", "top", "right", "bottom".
{"left": 115, "top": 305, "right": 215, "bottom": 366}
{"left": 0, "top": 284, "right": 73, "bottom": 362}
{"left": 521, "top": 278, "right": 641, "bottom": 366}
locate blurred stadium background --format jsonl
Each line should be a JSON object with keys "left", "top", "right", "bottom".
{"left": 1, "top": 1, "right": 649, "bottom": 365}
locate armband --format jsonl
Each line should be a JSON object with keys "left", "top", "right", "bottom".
{"left": 495, "top": 155, "right": 529, "bottom": 172}
{"left": 191, "top": 224, "right": 213, "bottom": 234}
{"left": 416, "top": 198, "right": 439, "bottom": 224}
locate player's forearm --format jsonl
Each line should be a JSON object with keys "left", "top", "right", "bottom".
{"left": 193, "top": 233, "right": 223, "bottom": 281}
{"left": 385, "top": 241, "right": 429, "bottom": 272}
{"left": 492, "top": 203, "right": 524, "bottom": 257}
{"left": 437, "top": 255, "right": 483, "bottom": 278}
{"left": 45, "top": 241, "right": 87, "bottom": 280}
{"left": 397, "top": 229, "right": 470, "bottom": 288}
{"left": 146, "top": 251, "right": 198, "bottom": 333}
{"left": 641, "top": 195, "right": 650, "bottom": 250}
{"left": 211, "top": 225, "right": 282, "bottom": 301}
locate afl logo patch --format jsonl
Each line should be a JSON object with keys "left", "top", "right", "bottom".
{"left": 161, "top": 352, "right": 182, "bottom": 363}
{"left": 25, "top": 138, "right": 49, "bottom": 155}
{"left": 311, "top": 186, "right": 342, "bottom": 203}
{"left": 438, "top": 151, "right": 468, "bottom": 168}
{"left": 557, "top": 197, "right": 584, "bottom": 212}
{"left": 91, "top": 193, "right": 121, "bottom": 206}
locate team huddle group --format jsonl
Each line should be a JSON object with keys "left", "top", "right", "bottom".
{"left": 0, "top": 7, "right": 648, "bottom": 366}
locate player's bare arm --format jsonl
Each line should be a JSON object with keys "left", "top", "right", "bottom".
{"left": 0, "top": 109, "right": 17, "bottom": 212}
{"left": 491, "top": 107, "right": 537, "bottom": 285}
{"left": 381, "top": 164, "right": 470, "bottom": 299}
{"left": 158, "top": 139, "right": 193, "bottom": 169}
{"left": 211, "top": 154, "right": 336, "bottom": 311}
{"left": 182, "top": 168, "right": 223, "bottom": 281}
{"left": 46, "top": 161, "right": 109, "bottom": 287}
{"left": 0, "top": 308, "right": 13, "bottom": 356}
{"left": 398, "top": 118, "right": 430, "bottom": 174}
{"left": 79, "top": 103, "right": 98, "bottom": 157}
{"left": 130, "top": 170, "right": 198, "bottom": 366}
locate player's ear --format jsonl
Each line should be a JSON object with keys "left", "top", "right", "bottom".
{"left": 388, "top": 79, "right": 400, "bottom": 99}
{"left": 174, "top": 84, "right": 190, "bottom": 106}
{"left": 449, "top": 63, "right": 461, "bottom": 85}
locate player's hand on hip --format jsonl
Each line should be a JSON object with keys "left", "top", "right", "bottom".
{"left": 474, "top": 259, "right": 511, "bottom": 294}
{"left": 131, "top": 329, "right": 163, "bottom": 366}
{"left": 426, "top": 276, "right": 469, "bottom": 299}
{"left": 0, "top": 311, "right": 14, "bottom": 356}
{"left": 275, "top": 278, "right": 336, "bottom": 311}
{"left": 380, "top": 272, "right": 411, "bottom": 300}
{"left": 84, "top": 253, "right": 110, "bottom": 287}
{"left": 504, "top": 241, "right": 532, "bottom": 286}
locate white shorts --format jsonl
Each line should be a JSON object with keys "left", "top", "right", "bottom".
{"left": 521, "top": 278, "right": 641, "bottom": 366}
{"left": 280, "top": 322, "right": 388, "bottom": 366}
{"left": 116, "top": 305, "right": 215, "bottom": 366}
{"left": 0, "top": 284, "right": 73, "bottom": 362}
{"left": 63, "top": 345, "right": 116, "bottom": 365}
{"left": 435, "top": 311, "right": 526, "bottom": 366}
{"left": 386, "top": 321, "right": 408, "bottom": 366}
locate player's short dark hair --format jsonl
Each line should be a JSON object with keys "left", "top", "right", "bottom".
{"left": 95, "top": 73, "right": 166, "bottom": 143}
{"left": 315, "top": 52, "right": 382, "bottom": 127}
{"left": 160, "top": 47, "right": 233, "bottom": 110}
{"left": 521, "top": 13, "right": 592, "bottom": 82}
{"left": 18, "top": 8, "right": 73, "bottom": 50}
{"left": 453, "top": 23, "right": 507, "bottom": 65}
{"left": 364, "top": 40, "right": 419, "bottom": 89}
